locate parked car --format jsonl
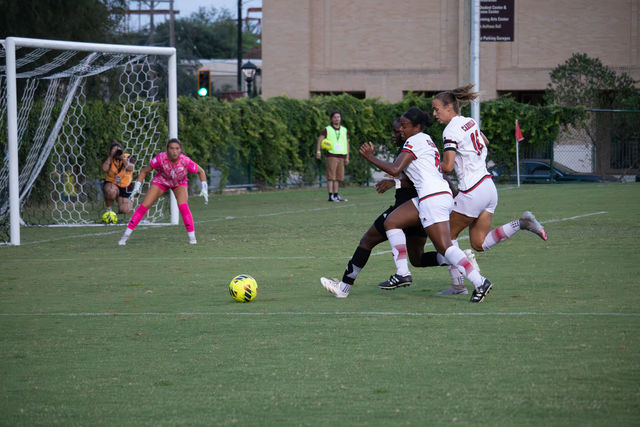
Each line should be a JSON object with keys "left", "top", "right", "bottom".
{"left": 490, "top": 159, "right": 603, "bottom": 183}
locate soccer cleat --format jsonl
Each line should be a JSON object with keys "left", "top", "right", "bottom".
{"left": 519, "top": 211, "right": 548, "bottom": 241}
{"left": 320, "top": 277, "right": 348, "bottom": 298}
{"left": 334, "top": 194, "right": 348, "bottom": 202}
{"left": 378, "top": 273, "right": 412, "bottom": 290}
{"left": 189, "top": 238, "right": 197, "bottom": 245}
{"left": 464, "top": 249, "right": 480, "bottom": 272}
{"left": 470, "top": 278, "right": 493, "bottom": 303}
{"left": 435, "top": 286, "right": 469, "bottom": 295}
{"left": 118, "top": 236, "right": 128, "bottom": 246}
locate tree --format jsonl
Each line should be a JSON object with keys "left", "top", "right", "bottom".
{"left": 0, "top": 0, "right": 126, "bottom": 42}
{"left": 546, "top": 53, "right": 640, "bottom": 180}
{"left": 546, "top": 52, "right": 638, "bottom": 109}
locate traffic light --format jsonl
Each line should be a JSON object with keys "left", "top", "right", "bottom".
{"left": 197, "top": 69, "right": 211, "bottom": 97}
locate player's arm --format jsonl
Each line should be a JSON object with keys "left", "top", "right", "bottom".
{"left": 196, "top": 165, "right": 209, "bottom": 204}
{"left": 315, "top": 134, "right": 324, "bottom": 159}
{"left": 359, "top": 141, "right": 413, "bottom": 177}
{"left": 124, "top": 155, "right": 134, "bottom": 171}
{"left": 480, "top": 131, "right": 489, "bottom": 146}
{"left": 136, "top": 164, "right": 153, "bottom": 183}
{"left": 442, "top": 173, "right": 458, "bottom": 197}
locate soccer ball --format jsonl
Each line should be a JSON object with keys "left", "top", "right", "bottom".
{"left": 102, "top": 211, "right": 118, "bottom": 224}
{"left": 321, "top": 138, "right": 333, "bottom": 150}
{"left": 229, "top": 274, "right": 258, "bottom": 303}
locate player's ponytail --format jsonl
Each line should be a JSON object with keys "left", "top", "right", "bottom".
{"left": 401, "top": 107, "right": 433, "bottom": 130}
{"left": 434, "top": 84, "right": 480, "bottom": 114}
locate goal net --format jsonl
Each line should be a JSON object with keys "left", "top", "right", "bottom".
{"left": 0, "top": 37, "right": 178, "bottom": 245}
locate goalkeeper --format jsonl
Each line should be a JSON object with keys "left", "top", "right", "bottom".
{"left": 101, "top": 141, "right": 134, "bottom": 214}
{"left": 118, "top": 138, "right": 208, "bottom": 246}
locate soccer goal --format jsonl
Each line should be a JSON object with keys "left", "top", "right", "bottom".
{"left": 1, "top": 37, "right": 179, "bottom": 245}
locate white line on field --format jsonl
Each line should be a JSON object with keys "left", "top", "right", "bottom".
{"left": 0, "top": 311, "right": 638, "bottom": 317}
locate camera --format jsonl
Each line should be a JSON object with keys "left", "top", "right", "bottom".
{"left": 115, "top": 149, "right": 123, "bottom": 157}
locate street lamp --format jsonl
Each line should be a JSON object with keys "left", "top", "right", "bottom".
{"left": 241, "top": 61, "right": 258, "bottom": 97}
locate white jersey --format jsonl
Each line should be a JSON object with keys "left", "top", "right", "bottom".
{"left": 401, "top": 132, "right": 451, "bottom": 201}
{"left": 442, "top": 115, "right": 492, "bottom": 192}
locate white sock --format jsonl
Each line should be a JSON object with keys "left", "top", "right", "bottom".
{"left": 447, "top": 240, "right": 464, "bottom": 285}
{"left": 339, "top": 282, "right": 351, "bottom": 294}
{"left": 188, "top": 231, "right": 196, "bottom": 241}
{"left": 386, "top": 228, "right": 410, "bottom": 276}
{"left": 122, "top": 228, "right": 133, "bottom": 238}
{"left": 444, "top": 245, "right": 484, "bottom": 288}
{"left": 482, "top": 220, "right": 520, "bottom": 251}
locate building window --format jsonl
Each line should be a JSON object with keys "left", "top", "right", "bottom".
{"left": 498, "top": 91, "right": 546, "bottom": 105}
{"left": 310, "top": 91, "right": 365, "bottom": 99}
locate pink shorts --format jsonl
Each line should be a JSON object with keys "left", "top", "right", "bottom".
{"left": 151, "top": 182, "right": 188, "bottom": 192}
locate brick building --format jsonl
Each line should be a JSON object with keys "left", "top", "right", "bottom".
{"left": 261, "top": 0, "right": 640, "bottom": 103}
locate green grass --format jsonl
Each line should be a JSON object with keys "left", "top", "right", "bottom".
{"left": 1, "top": 183, "right": 640, "bottom": 426}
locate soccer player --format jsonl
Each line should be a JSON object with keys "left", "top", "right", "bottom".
{"left": 359, "top": 107, "right": 493, "bottom": 303}
{"left": 118, "top": 138, "right": 208, "bottom": 246}
{"left": 320, "top": 119, "right": 431, "bottom": 298}
{"left": 430, "top": 84, "right": 547, "bottom": 295}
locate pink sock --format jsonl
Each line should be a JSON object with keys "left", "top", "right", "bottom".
{"left": 127, "top": 205, "right": 149, "bottom": 230}
{"left": 179, "top": 203, "right": 195, "bottom": 232}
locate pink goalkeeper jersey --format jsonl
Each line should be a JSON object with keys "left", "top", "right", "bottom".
{"left": 149, "top": 152, "right": 198, "bottom": 188}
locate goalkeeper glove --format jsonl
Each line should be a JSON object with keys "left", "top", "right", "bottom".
{"left": 130, "top": 181, "right": 142, "bottom": 199}
{"left": 199, "top": 181, "right": 209, "bottom": 205}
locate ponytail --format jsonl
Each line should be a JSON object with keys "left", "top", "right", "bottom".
{"left": 433, "top": 84, "right": 480, "bottom": 114}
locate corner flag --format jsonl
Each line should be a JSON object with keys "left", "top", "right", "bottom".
{"left": 515, "top": 120, "right": 525, "bottom": 143}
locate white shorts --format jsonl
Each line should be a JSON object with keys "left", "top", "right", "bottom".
{"left": 453, "top": 176, "right": 498, "bottom": 218}
{"left": 411, "top": 192, "right": 454, "bottom": 228}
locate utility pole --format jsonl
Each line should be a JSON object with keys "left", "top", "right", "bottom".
{"left": 169, "top": 0, "right": 175, "bottom": 47}
{"left": 237, "top": 0, "right": 243, "bottom": 91}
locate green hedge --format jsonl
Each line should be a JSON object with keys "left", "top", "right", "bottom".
{"left": 6, "top": 95, "right": 584, "bottom": 191}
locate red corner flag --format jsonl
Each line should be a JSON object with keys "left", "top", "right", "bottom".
{"left": 515, "top": 120, "right": 525, "bottom": 143}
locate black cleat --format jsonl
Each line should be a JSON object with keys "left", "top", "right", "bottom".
{"left": 379, "top": 273, "right": 412, "bottom": 290}
{"left": 470, "top": 278, "right": 492, "bottom": 303}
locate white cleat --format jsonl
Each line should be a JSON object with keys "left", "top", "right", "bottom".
{"left": 464, "top": 249, "right": 480, "bottom": 273}
{"left": 320, "top": 277, "right": 349, "bottom": 298}
{"left": 189, "top": 239, "right": 197, "bottom": 245}
{"left": 519, "top": 211, "right": 548, "bottom": 241}
{"left": 118, "top": 236, "right": 128, "bottom": 246}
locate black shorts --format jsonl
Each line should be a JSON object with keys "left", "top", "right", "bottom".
{"left": 373, "top": 205, "right": 428, "bottom": 238}
{"left": 103, "top": 181, "right": 133, "bottom": 198}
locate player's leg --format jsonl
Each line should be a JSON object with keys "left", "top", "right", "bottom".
{"left": 436, "top": 210, "right": 476, "bottom": 294}
{"left": 172, "top": 185, "right": 197, "bottom": 244}
{"left": 119, "top": 183, "right": 165, "bottom": 245}
{"left": 326, "top": 158, "right": 337, "bottom": 201}
{"left": 422, "top": 194, "right": 492, "bottom": 302}
{"left": 379, "top": 201, "right": 421, "bottom": 289}
{"left": 333, "top": 158, "right": 347, "bottom": 202}
{"left": 321, "top": 219, "right": 387, "bottom": 298}
{"left": 481, "top": 211, "right": 547, "bottom": 250}
{"left": 103, "top": 181, "right": 118, "bottom": 211}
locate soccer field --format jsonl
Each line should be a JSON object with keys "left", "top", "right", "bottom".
{"left": 1, "top": 183, "right": 639, "bottom": 426}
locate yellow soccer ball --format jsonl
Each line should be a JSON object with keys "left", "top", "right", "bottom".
{"left": 102, "top": 211, "right": 118, "bottom": 224}
{"left": 229, "top": 274, "right": 258, "bottom": 303}
{"left": 321, "top": 138, "right": 333, "bottom": 151}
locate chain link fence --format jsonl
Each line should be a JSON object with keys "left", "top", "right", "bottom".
{"left": 553, "top": 109, "right": 640, "bottom": 182}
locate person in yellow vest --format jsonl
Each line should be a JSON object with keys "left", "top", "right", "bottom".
{"left": 316, "top": 110, "right": 349, "bottom": 202}
{"left": 101, "top": 141, "right": 134, "bottom": 214}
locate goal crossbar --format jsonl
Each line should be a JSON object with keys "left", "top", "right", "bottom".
{"left": 3, "top": 37, "right": 179, "bottom": 245}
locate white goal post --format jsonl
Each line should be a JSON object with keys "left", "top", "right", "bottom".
{"left": 2, "top": 37, "right": 179, "bottom": 245}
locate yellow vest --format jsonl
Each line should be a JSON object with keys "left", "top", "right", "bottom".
{"left": 325, "top": 125, "right": 348, "bottom": 155}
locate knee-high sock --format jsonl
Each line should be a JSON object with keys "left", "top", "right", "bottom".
{"left": 342, "top": 246, "right": 371, "bottom": 285}
{"left": 178, "top": 203, "right": 194, "bottom": 232}
{"left": 482, "top": 220, "right": 520, "bottom": 251}
{"left": 386, "top": 228, "right": 410, "bottom": 276}
{"left": 444, "top": 245, "right": 484, "bottom": 288}
{"left": 448, "top": 240, "right": 465, "bottom": 286}
{"left": 127, "top": 205, "right": 149, "bottom": 230}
